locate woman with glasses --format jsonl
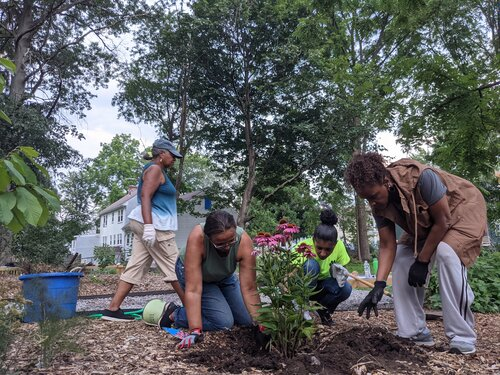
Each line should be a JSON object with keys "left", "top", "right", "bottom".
{"left": 160, "top": 210, "right": 263, "bottom": 349}
{"left": 295, "top": 209, "right": 352, "bottom": 326}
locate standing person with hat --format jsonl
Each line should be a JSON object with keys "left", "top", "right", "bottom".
{"left": 102, "top": 138, "right": 184, "bottom": 322}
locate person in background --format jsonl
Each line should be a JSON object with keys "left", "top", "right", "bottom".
{"left": 345, "top": 152, "right": 487, "bottom": 355}
{"left": 102, "top": 138, "right": 184, "bottom": 321}
{"left": 160, "top": 210, "right": 265, "bottom": 349}
{"left": 295, "top": 209, "right": 352, "bottom": 326}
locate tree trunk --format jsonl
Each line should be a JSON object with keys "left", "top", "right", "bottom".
{"left": 174, "top": 68, "right": 189, "bottom": 196}
{"left": 355, "top": 194, "right": 370, "bottom": 261}
{"left": 352, "top": 115, "right": 370, "bottom": 261}
{"left": 0, "top": 226, "right": 13, "bottom": 265}
{"left": 237, "top": 76, "right": 256, "bottom": 227}
{"left": 10, "top": 1, "right": 34, "bottom": 102}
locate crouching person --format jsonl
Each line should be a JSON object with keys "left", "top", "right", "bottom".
{"left": 160, "top": 210, "right": 264, "bottom": 349}
{"left": 295, "top": 209, "right": 352, "bottom": 325}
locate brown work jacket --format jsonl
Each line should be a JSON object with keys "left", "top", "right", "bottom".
{"left": 372, "top": 159, "right": 487, "bottom": 267}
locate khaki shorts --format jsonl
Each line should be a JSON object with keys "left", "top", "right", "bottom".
{"left": 120, "top": 220, "right": 179, "bottom": 285}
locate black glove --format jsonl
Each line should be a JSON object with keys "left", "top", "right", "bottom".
{"left": 408, "top": 259, "right": 430, "bottom": 287}
{"left": 254, "top": 325, "right": 271, "bottom": 350}
{"left": 177, "top": 328, "right": 203, "bottom": 349}
{"left": 358, "top": 281, "right": 386, "bottom": 319}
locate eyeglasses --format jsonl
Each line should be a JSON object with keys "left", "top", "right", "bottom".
{"left": 210, "top": 238, "right": 236, "bottom": 250}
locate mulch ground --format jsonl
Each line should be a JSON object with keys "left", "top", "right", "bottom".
{"left": 2, "top": 273, "right": 499, "bottom": 374}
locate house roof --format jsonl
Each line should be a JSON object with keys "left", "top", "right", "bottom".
{"left": 98, "top": 188, "right": 205, "bottom": 216}
{"left": 98, "top": 190, "right": 137, "bottom": 216}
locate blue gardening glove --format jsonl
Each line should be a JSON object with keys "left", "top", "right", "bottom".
{"left": 408, "top": 259, "right": 430, "bottom": 287}
{"left": 358, "top": 281, "right": 386, "bottom": 319}
{"left": 177, "top": 328, "right": 203, "bottom": 349}
{"left": 254, "top": 325, "right": 271, "bottom": 350}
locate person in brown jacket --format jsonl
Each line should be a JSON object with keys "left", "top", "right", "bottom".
{"left": 345, "top": 152, "right": 487, "bottom": 355}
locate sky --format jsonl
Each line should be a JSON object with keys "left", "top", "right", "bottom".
{"left": 67, "top": 85, "right": 409, "bottom": 161}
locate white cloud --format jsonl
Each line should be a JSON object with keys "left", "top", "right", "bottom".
{"left": 66, "top": 82, "right": 157, "bottom": 159}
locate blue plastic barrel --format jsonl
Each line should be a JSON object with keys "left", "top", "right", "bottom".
{"left": 19, "top": 272, "right": 83, "bottom": 323}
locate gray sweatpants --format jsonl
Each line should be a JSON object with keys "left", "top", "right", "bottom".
{"left": 392, "top": 242, "right": 476, "bottom": 345}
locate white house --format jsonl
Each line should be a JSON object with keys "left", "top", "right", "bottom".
{"left": 71, "top": 186, "right": 237, "bottom": 263}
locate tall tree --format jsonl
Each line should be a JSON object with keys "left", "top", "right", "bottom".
{"left": 114, "top": 2, "right": 198, "bottom": 193}
{"left": 84, "top": 134, "right": 142, "bottom": 210}
{"left": 0, "top": 0, "right": 145, "bottom": 168}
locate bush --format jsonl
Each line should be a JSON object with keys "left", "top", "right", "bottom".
{"left": 93, "top": 245, "right": 115, "bottom": 268}
{"left": 253, "top": 221, "right": 319, "bottom": 358}
{"left": 0, "top": 297, "right": 24, "bottom": 371}
{"left": 425, "top": 249, "right": 500, "bottom": 313}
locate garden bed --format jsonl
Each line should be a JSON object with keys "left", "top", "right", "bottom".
{"left": 3, "top": 311, "right": 499, "bottom": 374}
{"left": 2, "top": 272, "right": 499, "bottom": 374}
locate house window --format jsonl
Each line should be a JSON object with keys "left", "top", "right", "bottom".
{"left": 126, "top": 233, "right": 133, "bottom": 247}
{"left": 117, "top": 234, "right": 122, "bottom": 245}
{"left": 102, "top": 215, "right": 108, "bottom": 228}
{"left": 102, "top": 236, "right": 107, "bottom": 245}
{"left": 111, "top": 212, "right": 114, "bottom": 224}
{"left": 113, "top": 234, "right": 116, "bottom": 245}
{"left": 117, "top": 208, "right": 124, "bottom": 223}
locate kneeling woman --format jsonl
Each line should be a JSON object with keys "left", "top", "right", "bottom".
{"left": 163, "top": 210, "right": 262, "bottom": 348}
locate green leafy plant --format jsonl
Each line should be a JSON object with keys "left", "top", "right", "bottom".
{"left": 253, "top": 220, "right": 319, "bottom": 358}
{"left": 0, "top": 295, "right": 24, "bottom": 371}
{"left": 93, "top": 245, "right": 115, "bottom": 268}
{"left": 425, "top": 249, "right": 500, "bottom": 313}
{"left": 36, "top": 317, "right": 82, "bottom": 368}
{"left": 1, "top": 58, "right": 60, "bottom": 233}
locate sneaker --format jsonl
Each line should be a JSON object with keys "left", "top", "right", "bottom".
{"left": 317, "top": 309, "right": 334, "bottom": 326}
{"left": 449, "top": 341, "right": 476, "bottom": 355}
{"left": 404, "top": 331, "right": 435, "bottom": 347}
{"left": 158, "top": 302, "right": 179, "bottom": 328}
{"left": 101, "top": 308, "right": 135, "bottom": 322}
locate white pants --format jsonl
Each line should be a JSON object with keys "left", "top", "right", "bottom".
{"left": 392, "top": 242, "right": 476, "bottom": 345}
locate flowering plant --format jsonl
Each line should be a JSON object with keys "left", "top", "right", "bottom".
{"left": 253, "top": 219, "right": 320, "bottom": 358}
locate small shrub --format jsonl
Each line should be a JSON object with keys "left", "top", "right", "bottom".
{"left": 93, "top": 245, "right": 115, "bottom": 268}
{"left": 0, "top": 297, "right": 24, "bottom": 371}
{"left": 36, "top": 317, "right": 83, "bottom": 368}
{"left": 253, "top": 220, "right": 319, "bottom": 358}
{"left": 425, "top": 249, "right": 500, "bottom": 313}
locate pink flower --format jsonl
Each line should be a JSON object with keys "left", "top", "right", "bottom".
{"left": 303, "top": 249, "right": 315, "bottom": 259}
{"left": 251, "top": 249, "right": 261, "bottom": 256}
{"left": 272, "top": 233, "right": 288, "bottom": 245}
{"left": 254, "top": 232, "right": 279, "bottom": 247}
{"left": 282, "top": 223, "right": 300, "bottom": 234}
{"left": 296, "top": 243, "right": 312, "bottom": 254}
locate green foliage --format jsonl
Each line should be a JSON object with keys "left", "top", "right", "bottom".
{"left": 36, "top": 317, "right": 83, "bottom": 368}
{"left": 93, "top": 245, "right": 116, "bottom": 268}
{"left": 0, "top": 147, "right": 60, "bottom": 233}
{"left": 11, "top": 215, "right": 80, "bottom": 266}
{"left": 0, "top": 296, "right": 23, "bottom": 371}
{"left": 425, "top": 249, "right": 500, "bottom": 313}
{"left": 254, "top": 222, "right": 319, "bottom": 358}
{"left": 247, "top": 183, "right": 320, "bottom": 237}
{"left": 83, "top": 134, "right": 142, "bottom": 210}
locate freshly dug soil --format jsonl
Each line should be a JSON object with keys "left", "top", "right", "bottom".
{"left": 182, "top": 325, "right": 430, "bottom": 374}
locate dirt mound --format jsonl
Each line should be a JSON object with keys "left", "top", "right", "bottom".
{"left": 180, "top": 326, "right": 429, "bottom": 374}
